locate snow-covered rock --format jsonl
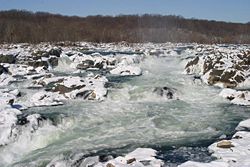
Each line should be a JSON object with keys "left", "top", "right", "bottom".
{"left": 236, "top": 119, "right": 250, "bottom": 131}
{"left": 46, "top": 148, "right": 164, "bottom": 167}
{"left": 0, "top": 107, "right": 22, "bottom": 146}
{"left": 110, "top": 65, "right": 142, "bottom": 76}
{"left": 0, "top": 73, "right": 16, "bottom": 86}
{"left": 184, "top": 45, "right": 250, "bottom": 88}
{"left": 178, "top": 161, "right": 229, "bottom": 167}
{"left": 208, "top": 131, "right": 250, "bottom": 165}
{"left": 152, "top": 87, "right": 177, "bottom": 100}
{"left": 219, "top": 88, "right": 250, "bottom": 105}
{"left": 179, "top": 118, "right": 250, "bottom": 167}
{"left": 26, "top": 91, "right": 65, "bottom": 107}
{"left": 28, "top": 75, "right": 108, "bottom": 106}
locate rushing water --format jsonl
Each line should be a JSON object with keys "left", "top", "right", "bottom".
{"left": 2, "top": 55, "right": 250, "bottom": 167}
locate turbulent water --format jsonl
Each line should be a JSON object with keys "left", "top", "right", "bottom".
{"left": 2, "top": 55, "right": 250, "bottom": 167}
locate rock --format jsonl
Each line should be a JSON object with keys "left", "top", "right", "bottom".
{"left": 76, "top": 59, "right": 95, "bottom": 70}
{"left": 208, "top": 131, "right": 250, "bottom": 166}
{"left": 0, "top": 73, "right": 16, "bottom": 86}
{"left": 127, "top": 158, "right": 136, "bottom": 164}
{"left": 219, "top": 89, "right": 250, "bottom": 105}
{"left": 106, "top": 163, "right": 115, "bottom": 167}
{"left": 178, "top": 161, "right": 229, "bottom": 167}
{"left": 0, "top": 65, "right": 10, "bottom": 75}
{"left": 185, "top": 56, "right": 199, "bottom": 69}
{"left": 184, "top": 46, "right": 250, "bottom": 88}
{"left": 0, "top": 89, "right": 19, "bottom": 106}
{"left": 49, "top": 48, "right": 62, "bottom": 57}
{"left": 153, "top": 87, "right": 175, "bottom": 99}
{"left": 28, "top": 56, "right": 58, "bottom": 68}
{"left": 46, "top": 148, "right": 164, "bottom": 167}
{"left": 0, "top": 54, "right": 16, "bottom": 64}
{"left": 216, "top": 140, "right": 234, "bottom": 148}
{"left": 48, "top": 56, "right": 59, "bottom": 67}
{"left": 0, "top": 107, "right": 22, "bottom": 146}
{"left": 30, "top": 75, "right": 108, "bottom": 102}
{"left": 110, "top": 65, "right": 142, "bottom": 76}
{"left": 26, "top": 91, "right": 64, "bottom": 107}
{"left": 236, "top": 119, "right": 250, "bottom": 131}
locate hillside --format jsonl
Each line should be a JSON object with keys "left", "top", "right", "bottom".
{"left": 0, "top": 10, "right": 250, "bottom": 44}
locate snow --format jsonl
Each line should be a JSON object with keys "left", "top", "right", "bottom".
{"left": 46, "top": 148, "right": 164, "bottom": 167}
{"left": 178, "top": 161, "right": 229, "bottom": 167}
{"left": 219, "top": 89, "right": 250, "bottom": 105}
{"left": 26, "top": 91, "right": 65, "bottom": 107}
{"left": 236, "top": 119, "right": 250, "bottom": 131}
{"left": 110, "top": 65, "right": 142, "bottom": 76}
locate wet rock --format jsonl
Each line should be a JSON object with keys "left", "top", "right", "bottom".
{"left": 185, "top": 56, "right": 199, "bottom": 69}
{"left": 0, "top": 65, "right": 10, "bottom": 75}
{"left": 0, "top": 107, "right": 22, "bottom": 146}
{"left": 27, "top": 56, "right": 58, "bottom": 68}
{"left": 153, "top": 87, "right": 175, "bottom": 99}
{"left": 49, "top": 48, "right": 62, "bottom": 57}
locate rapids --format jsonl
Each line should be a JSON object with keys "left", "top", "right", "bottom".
{"left": 2, "top": 54, "right": 250, "bottom": 167}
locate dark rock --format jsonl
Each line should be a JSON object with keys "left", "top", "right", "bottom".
{"left": 49, "top": 48, "right": 61, "bottom": 57}
{"left": 153, "top": 87, "right": 175, "bottom": 99}
{"left": 185, "top": 56, "right": 199, "bottom": 69}
{"left": 76, "top": 90, "right": 93, "bottom": 99}
{"left": 127, "top": 158, "right": 136, "bottom": 164}
{"left": 0, "top": 54, "right": 16, "bottom": 64}
{"left": 48, "top": 56, "right": 59, "bottom": 67}
{"left": 76, "top": 60, "right": 95, "bottom": 70}
{"left": 32, "top": 51, "right": 49, "bottom": 59}
{"left": 53, "top": 84, "right": 86, "bottom": 94}
{"left": 0, "top": 65, "right": 11, "bottom": 75}
{"left": 106, "top": 163, "right": 115, "bottom": 167}
{"left": 94, "top": 62, "right": 104, "bottom": 69}
{"left": 8, "top": 99, "right": 15, "bottom": 105}
{"left": 27, "top": 56, "right": 58, "bottom": 68}
{"left": 27, "top": 61, "right": 48, "bottom": 68}
{"left": 17, "top": 115, "right": 28, "bottom": 125}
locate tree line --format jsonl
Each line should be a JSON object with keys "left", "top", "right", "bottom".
{"left": 0, "top": 10, "right": 250, "bottom": 44}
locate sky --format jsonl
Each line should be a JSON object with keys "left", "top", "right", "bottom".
{"left": 0, "top": 0, "right": 250, "bottom": 23}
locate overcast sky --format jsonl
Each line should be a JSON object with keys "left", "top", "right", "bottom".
{"left": 0, "top": 0, "right": 250, "bottom": 23}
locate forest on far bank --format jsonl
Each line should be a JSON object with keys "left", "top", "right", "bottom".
{"left": 0, "top": 10, "right": 250, "bottom": 44}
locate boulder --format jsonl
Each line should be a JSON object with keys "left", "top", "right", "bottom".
{"left": 219, "top": 89, "right": 250, "bottom": 105}
{"left": 110, "top": 65, "right": 142, "bottom": 76}
{"left": 0, "top": 65, "right": 10, "bottom": 75}
{"left": 49, "top": 48, "right": 62, "bottom": 57}
{"left": 153, "top": 87, "right": 175, "bottom": 99}
{"left": 76, "top": 59, "right": 95, "bottom": 70}
{"left": 0, "top": 54, "right": 16, "bottom": 64}
{"left": 216, "top": 140, "right": 234, "bottom": 148}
